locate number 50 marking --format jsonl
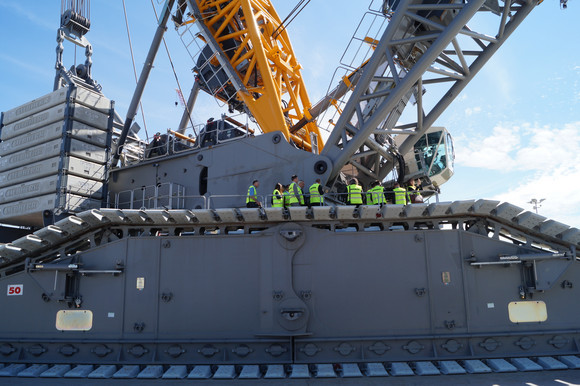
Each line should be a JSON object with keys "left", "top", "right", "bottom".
{"left": 7, "top": 285, "right": 23, "bottom": 296}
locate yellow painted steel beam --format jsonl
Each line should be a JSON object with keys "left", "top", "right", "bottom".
{"left": 195, "top": 0, "right": 323, "bottom": 152}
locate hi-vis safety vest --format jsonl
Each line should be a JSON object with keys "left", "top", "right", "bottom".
{"left": 283, "top": 191, "right": 290, "bottom": 207}
{"left": 368, "top": 185, "right": 386, "bottom": 205}
{"left": 394, "top": 187, "right": 407, "bottom": 205}
{"left": 272, "top": 189, "right": 284, "bottom": 207}
{"left": 309, "top": 183, "right": 323, "bottom": 204}
{"left": 246, "top": 185, "right": 258, "bottom": 204}
{"left": 347, "top": 184, "right": 363, "bottom": 204}
{"left": 289, "top": 182, "right": 304, "bottom": 205}
{"left": 407, "top": 186, "right": 422, "bottom": 203}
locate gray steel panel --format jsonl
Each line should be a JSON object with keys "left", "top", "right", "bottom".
{"left": 427, "top": 202, "right": 452, "bottom": 217}
{"left": 213, "top": 365, "right": 236, "bottom": 379}
{"left": 65, "top": 157, "right": 106, "bottom": 181}
{"left": 0, "top": 157, "right": 61, "bottom": 186}
{"left": 69, "top": 120, "right": 109, "bottom": 147}
{"left": 0, "top": 122, "right": 63, "bottom": 156}
{"left": 425, "top": 231, "right": 467, "bottom": 333}
{"left": 515, "top": 211, "right": 547, "bottom": 229}
{"left": 238, "top": 208, "right": 262, "bottom": 222}
{"left": 214, "top": 208, "right": 239, "bottom": 223}
{"left": 494, "top": 202, "right": 524, "bottom": 221}
{"left": 264, "top": 365, "right": 285, "bottom": 379}
{"left": 289, "top": 365, "right": 310, "bottom": 378}
{"left": 559, "top": 356, "right": 580, "bottom": 369}
{"left": 359, "top": 205, "right": 381, "bottom": 220}
{"left": 69, "top": 138, "right": 108, "bottom": 163}
{"left": 239, "top": 365, "right": 261, "bottom": 379}
{"left": 463, "top": 360, "right": 492, "bottom": 373}
{"left": 161, "top": 365, "right": 187, "bottom": 379}
{"left": 536, "top": 357, "right": 568, "bottom": 370}
{"left": 413, "top": 362, "right": 440, "bottom": 375}
{"left": 559, "top": 228, "right": 580, "bottom": 244}
{"left": 136, "top": 365, "right": 163, "bottom": 379}
{"left": 113, "top": 366, "right": 140, "bottom": 379}
{"left": 63, "top": 365, "right": 94, "bottom": 378}
{"left": 510, "top": 358, "right": 543, "bottom": 372}
{"left": 0, "top": 174, "right": 103, "bottom": 204}
{"left": 0, "top": 193, "right": 101, "bottom": 226}
{"left": 0, "top": 138, "right": 106, "bottom": 173}
{"left": 389, "top": 362, "right": 414, "bottom": 376}
{"left": 264, "top": 207, "right": 286, "bottom": 221}
{"left": 335, "top": 206, "right": 356, "bottom": 220}
{"left": 40, "top": 364, "right": 71, "bottom": 377}
{"left": 403, "top": 203, "right": 428, "bottom": 217}
{"left": 17, "top": 364, "right": 49, "bottom": 377}
{"left": 288, "top": 207, "right": 308, "bottom": 221}
{"left": 2, "top": 88, "right": 69, "bottom": 125}
{"left": 539, "top": 220, "right": 570, "bottom": 237}
{"left": 1, "top": 103, "right": 108, "bottom": 141}
{"left": 0, "top": 139, "right": 62, "bottom": 171}
{"left": 380, "top": 204, "right": 405, "bottom": 218}
{"left": 0, "top": 364, "right": 27, "bottom": 376}
{"left": 365, "top": 363, "right": 388, "bottom": 377}
{"left": 341, "top": 364, "right": 363, "bottom": 377}
{"left": 438, "top": 361, "right": 466, "bottom": 374}
{"left": 447, "top": 200, "right": 476, "bottom": 215}
{"left": 87, "top": 365, "right": 117, "bottom": 378}
{"left": 311, "top": 206, "right": 333, "bottom": 221}
{"left": 2, "top": 87, "right": 110, "bottom": 126}
{"left": 0, "top": 121, "right": 107, "bottom": 157}
{"left": 471, "top": 199, "right": 500, "bottom": 215}
{"left": 313, "top": 364, "right": 336, "bottom": 378}
{"left": 187, "top": 366, "right": 212, "bottom": 379}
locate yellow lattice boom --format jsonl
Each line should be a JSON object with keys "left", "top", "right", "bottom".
{"left": 195, "top": 0, "right": 323, "bottom": 152}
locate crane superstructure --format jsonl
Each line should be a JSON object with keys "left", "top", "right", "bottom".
{"left": 177, "top": 0, "right": 539, "bottom": 190}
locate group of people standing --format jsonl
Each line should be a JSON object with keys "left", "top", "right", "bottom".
{"left": 345, "top": 177, "right": 423, "bottom": 207}
{"left": 246, "top": 175, "right": 324, "bottom": 208}
{"left": 246, "top": 175, "right": 423, "bottom": 208}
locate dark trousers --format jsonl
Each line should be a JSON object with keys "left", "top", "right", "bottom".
{"left": 246, "top": 202, "right": 259, "bottom": 208}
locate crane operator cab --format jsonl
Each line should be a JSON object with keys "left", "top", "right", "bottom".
{"left": 397, "top": 126, "right": 455, "bottom": 191}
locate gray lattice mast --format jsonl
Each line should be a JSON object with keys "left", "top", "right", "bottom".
{"left": 321, "top": 0, "right": 538, "bottom": 186}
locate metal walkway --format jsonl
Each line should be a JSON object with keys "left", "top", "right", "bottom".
{"left": 1, "top": 200, "right": 579, "bottom": 273}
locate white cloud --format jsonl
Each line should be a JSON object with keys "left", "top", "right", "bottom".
{"left": 465, "top": 106, "right": 481, "bottom": 116}
{"left": 453, "top": 121, "right": 580, "bottom": 227}
{"left": 456, "top": 122, "right": 580, "bottom": 173}
{"left": 455, "top": 124, "right": 521, "bottom": 170}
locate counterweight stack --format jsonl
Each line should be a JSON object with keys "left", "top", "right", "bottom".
{"left": 0, "top": 86, "right": 113, "bottom": 226}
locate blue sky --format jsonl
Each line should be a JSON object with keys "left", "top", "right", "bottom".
{"left": 0, "top": 0, "right": 579, "bottom": 227}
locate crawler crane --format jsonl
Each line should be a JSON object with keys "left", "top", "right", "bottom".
{"left": 0, "top": 0, "right": 579, "bottom": 382}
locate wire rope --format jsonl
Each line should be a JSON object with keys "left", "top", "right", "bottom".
{"left": 122, "top": 0, "right": 150, "bottom": 140}
{"left": 150, "top": 0, "right": 198, "bottom": 136}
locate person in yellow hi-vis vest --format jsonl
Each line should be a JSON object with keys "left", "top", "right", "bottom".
{"left": 246, "top": 180, "right": 261, "bottom": 208}
{"left": 346, "top": 178, "right": 363, "bottom": 207}
{"left": 367, "top": 180, "right": 386, "bottom": 206}
{"left": 283, "top": 185, "right": 291, "bottom": 208}
{"left": 309, "top": 179, "right": 324, "bottom": 206}
{"left": 393, "top": 182, "right": 407, "bottom": 205}
{"left": 288, "top": 175, "right": 304, "bottom": 206}
{"left": 406, "top": 178, "right": 423, "bottom": 204}
{"left": 272, "top": 183, "right": 284, "bottom": 208}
